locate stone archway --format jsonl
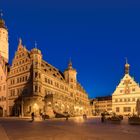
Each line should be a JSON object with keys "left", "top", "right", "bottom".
{"left": 0, "top": 107, "right": 3, "bottom": 117}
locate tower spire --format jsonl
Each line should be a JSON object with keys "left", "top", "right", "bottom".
{"left": 125, "top": 57, "right": 128, "bottom": 64}
{"left": 0, "top": 10, "right": 6, "bottom": 29}
{"left": 0, "top": 10, "right": 3, "bottom": 19}
{"left": 19, "top": 38, "right": 22, "bottom": 45}
{"left": 35, "top": 41, "right": 37, "bottom": 48}
{"left": 68, "top": 58, "right": 73, "bottom": 69}
{"left": 125, "top": 57, "right": 130, "bottom": 74}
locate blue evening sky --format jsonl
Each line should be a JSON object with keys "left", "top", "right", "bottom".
{"left": 1, "top": 0, "right": 140, "bottom": 98}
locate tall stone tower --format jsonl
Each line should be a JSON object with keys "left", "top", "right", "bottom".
{"left": 30, "top": 46, "right": 44, "bottom": 116}
{"left": 64, "top": 60, "right": 77, "bottom": 89}
{"left": 0, "top": 13, "right": 9, "bottom": 62}
{"left": 30, "top": 47, "right": 42, "bottom": 96}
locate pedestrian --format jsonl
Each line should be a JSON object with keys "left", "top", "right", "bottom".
{"left": 31, "top": 112, "right": 35, "bottom": 122}
{"left": 42, "top": 112, "right": 46, "bottom": 120}
{"left": 65, "top": 113, "right": 69, "bottom": 121}
{"left": 101, "top": 113, "right": 105, "bottom": 123}
{"left": 83, "top": 114, "right": 87, "bottom": 120}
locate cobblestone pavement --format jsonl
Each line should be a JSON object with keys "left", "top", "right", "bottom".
{"left": 0, "top": 117, "right": 140, "bottom": 140}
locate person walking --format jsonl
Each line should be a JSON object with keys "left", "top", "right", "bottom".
{"left": 31, "top": 112, "right": 35, "bottom": 122}
{"left": 101, "top": 113, "right": 105, "bottom": 123}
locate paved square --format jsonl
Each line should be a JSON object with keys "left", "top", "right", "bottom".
{"left": 0, "top": 117, "right": 140, "bottom": 140}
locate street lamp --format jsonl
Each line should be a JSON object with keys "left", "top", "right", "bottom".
{"left": 21, "top": 94, "right": 24, "bottom": 118}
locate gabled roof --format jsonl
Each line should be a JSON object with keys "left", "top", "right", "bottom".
{"left": 113, "top": 74, "right": 140, "bottom": 95}
{"left": 117, "top": 74, "right": 138, "bottom": 88}
{"left": 41, "top": 60, "right": 65, "bottom": 81}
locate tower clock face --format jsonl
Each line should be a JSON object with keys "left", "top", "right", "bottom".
{"left": 124, "top": 79, "right": 130, "bottom": 94}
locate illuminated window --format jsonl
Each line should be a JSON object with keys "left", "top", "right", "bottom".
{"left": 124, "top": 107, "right": 131, "bottom": 112}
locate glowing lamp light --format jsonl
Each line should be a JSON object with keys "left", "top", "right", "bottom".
{"left": 33, "top": 103, "right": 39, "bottom": 111}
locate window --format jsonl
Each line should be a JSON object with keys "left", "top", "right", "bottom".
{"left": 124, "top": 107, "right": 131, "bottom": 112}
{"left": 28, "top": 106, "right": 31, "bottom": 113}
{"left": 132, "top": 88, "right": 135, "bottom": 92}
{"left": 39, "top": 86, "right": 41, "bottom": 92}
{"left": 21, "top": 77, "right": 24, "bottom": 82}
{"left": 132, "top": 98, "right": 135, "bottom": 102}
{"left": 115, "top": 99, "right": 118, "bottom": 102}
{"left": 35, "top": 86, "right": 38, "bottom": 92}
{"left": 70, "top": 93, "right": 73, "bottom": 97}
{"left": 48, "top": 79, "right": 50, "bottom": 84}
{"left": 25, "top": 76, "right": 28, "bottom": 81}
{"left": 3, "top": 85, "right": 5, "bottom": 91}
{"left": 128, "top": 98, "right": 130, "bottom": 102}
{"left": 45, "top": 78, "right": 47, "bottom": 83}
{"left": 20, "top": 77, "right": 22, "bottom": 82}
{"left": 70, "top": 85, "right": 73, "bottom": 89}
{"left": 35, "top": 72, "right": 38, "bottom": 78}
{"left": 51, "top": 80, "right": 53, "bottom": 85}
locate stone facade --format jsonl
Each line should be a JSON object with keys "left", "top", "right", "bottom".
{"left": 91, "top": 62, "right": 140, "bottom": 116}
{"left": 0, "top": 17, "right": 91, "bottom": 117}
{"left": 90, "top": 96, "right": 112, "bottom": 115}
{"left": 112, "top": 62, "right": 140, "bottom": 115}
{"left": 7, "top": 40, "right": 90, "bottom": 117}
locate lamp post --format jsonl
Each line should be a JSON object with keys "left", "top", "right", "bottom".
{"left": 21, "top": 94, "right": 24, "bottom": 118}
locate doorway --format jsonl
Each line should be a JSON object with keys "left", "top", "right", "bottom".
{"left": 0, "top": 107, "right": 3, "bottom": 117}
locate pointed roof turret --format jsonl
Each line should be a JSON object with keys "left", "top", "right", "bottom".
{"left": 125, "top": 58, "right": 130, "bottom": 74}
{"left": 17, "top": 38, "right": 24, "bottom": 50}
{"left": 0, "top": 11, "right": 7, "bottom": 29}
{"left": 68, "top": 58, "right": 73, "bottom": 70}
{"left": 30, "top": 41, "right": 42, "bottom": 55}
{"left": 64, "top": 58, "right": 76, "bottom": 72}
{"left": 19, "top": 38, "right": 22, "bottom": 45}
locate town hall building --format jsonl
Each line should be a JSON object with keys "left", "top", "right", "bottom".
{"left": 0, "top": 15, "right": 91, "bottom": 117}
